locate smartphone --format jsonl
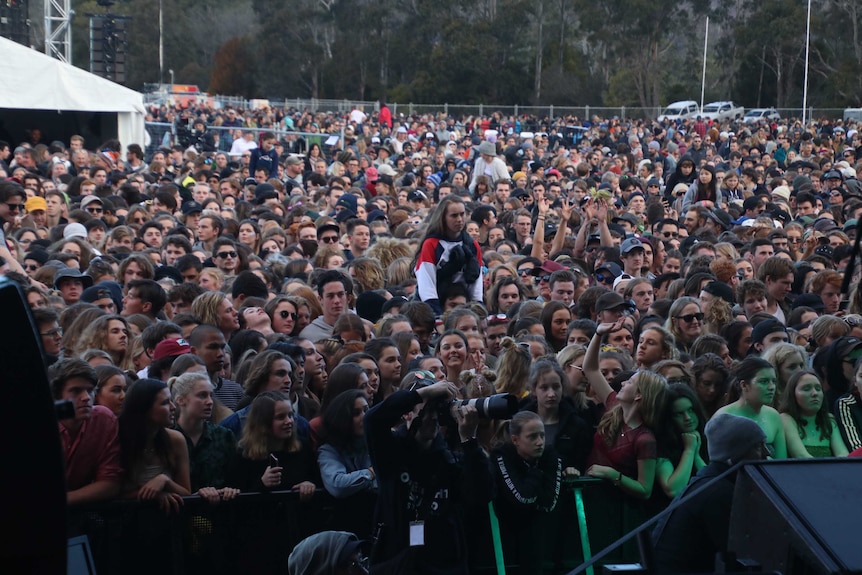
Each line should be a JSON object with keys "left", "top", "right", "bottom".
{"left": 269, "top": 454, "right": 279, "bottom": 468}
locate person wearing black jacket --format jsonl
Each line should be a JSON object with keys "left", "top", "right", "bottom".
{"left": 663, "top": 155, "right": 697, "bottom": 203}
{"left": 365, "top": 380, "right": 491, "bottom": 575}
{"left": 652, "top": 414, "right": 767, "bottom": 573}
{"left": 492, "top": 412, "right": 562, "bottom": 575}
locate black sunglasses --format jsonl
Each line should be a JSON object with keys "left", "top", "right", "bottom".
{"left": 5, "top": 203, "right": 25, "bottom": 212}
{"left": 279, "top": 310, "right": 297, "bottom": 320}
{"left": 676, "top": 312, "right": 704, "bottom": 323}
{"left": 216, "top": 251, "right": 238, "bottom": 259}
{"left": 320, "top": 236, "right": 339, "bottom": 244}
{"left": 87, "top": 207, "right": 104, "bottom": 214}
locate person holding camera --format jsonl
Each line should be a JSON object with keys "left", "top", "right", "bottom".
{"left": 365, "top": 379, "right": 492, "bottom": 574}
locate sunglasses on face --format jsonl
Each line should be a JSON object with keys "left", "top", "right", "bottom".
{"left": 595, "top": 273, "right": 613, "bottom": 284}
{"left": 5, "top": 203, "right": 25, "bottom": 212}
{"left": 676, "top": 312, "right": 704, "bottom": 323}
{"left": 87, "top": 207, "right": 103, "bottom": 214}
{"left": 662, "top": 231, "right": 678, "bottom": 238}
{"left": 216, "top": 251, "right": 237, "bottom": 259}
{"left": 279, "top": 310, "right": 297, "bottom": 320}
{"left": 320, "top": 236, "right": 339, "bottom": 243}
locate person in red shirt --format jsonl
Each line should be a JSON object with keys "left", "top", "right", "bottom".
{"left": 50, "top": 358, "right": 123, "bottom": 505}
{"left": 378, "top": 99, "right": 392, "bottom": 129}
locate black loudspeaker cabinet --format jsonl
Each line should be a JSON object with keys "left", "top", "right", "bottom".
{"left": 0, "top": 278, "right": 67, "bottom": 573}
{"left": 728, "top": 459, "right": 862, "bottom": 575}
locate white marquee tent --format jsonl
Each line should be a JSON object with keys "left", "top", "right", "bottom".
{"left": 0, "top": 36, "right": 146, "bottom": 147}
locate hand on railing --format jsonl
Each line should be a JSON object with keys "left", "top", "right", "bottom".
{"left": 292, "top": 481, "right": 316, "bottom": 502}
{"left": 156, "top": 492, "right": 184, "bottom": 514}
{"left": 138, "top": 473, "right": 170, "bottom": 500}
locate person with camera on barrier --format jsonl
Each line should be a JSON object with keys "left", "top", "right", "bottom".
{"left": 364, "top": 378, "right": 494, "bottom": 574}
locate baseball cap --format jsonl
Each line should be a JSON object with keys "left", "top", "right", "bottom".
{"left": 531, "top": 260, "right": 565, "bottom": 276}
{"left": 595, "top": 262, "right": 622, "bottom": 279}
{"left": 80, "top": 195, "right": 104, "bottom": 209}
{"left": 25, "top": 196, "right": 47, "bottom": 212}
{"left": 153, "top": 337, "right": 192, "bottom": 361}
{"left": 182, "top": 200, "right": 203, "bottom": 215}
{"left": 595, "top": 292, "right": 631, "bottom": 313}
{"left": 620, "top": 237, "right": 645, "bottom": 254}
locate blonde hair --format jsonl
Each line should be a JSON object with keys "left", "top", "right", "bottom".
{"left": 597, "top": 371, "right": 667, "bottom": 447}
{"left": 169, "top": 372, "right": 212, "bottom": 406}
{"left": 495, "top": 337, "right": 532, "bottom": 397}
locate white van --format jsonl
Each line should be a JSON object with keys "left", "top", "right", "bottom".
{"left": 658, "top": 101, "right": 700, "bottom": 123}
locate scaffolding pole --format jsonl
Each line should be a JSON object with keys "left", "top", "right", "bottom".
{"left": 45, "top": 0, "right": 72, "bottom": 63}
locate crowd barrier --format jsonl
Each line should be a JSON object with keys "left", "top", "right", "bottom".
{"left": 66, "top": 478, "right": 657, "bottom": 575}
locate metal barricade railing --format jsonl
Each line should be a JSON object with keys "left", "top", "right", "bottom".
{"left": 67, "top": 479, "right": 654, "bottom": 575}
{"left": 144, "top": 122, "right": 335, "bottom": 160}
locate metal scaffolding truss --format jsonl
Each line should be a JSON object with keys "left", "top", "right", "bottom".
{"left": 44, "top": 0, "right": 72, "bottom": 63}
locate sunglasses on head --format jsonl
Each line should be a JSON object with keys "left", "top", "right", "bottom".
{"left": 216, "top": 251, "right": 237, "bottom": 259}
{"left": 676, "top": 312, "right": 704, "bottom": 323}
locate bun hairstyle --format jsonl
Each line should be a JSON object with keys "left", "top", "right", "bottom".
{"left": 460, "top": 367, "right": 497, "bottom": 398}
{"left": 168, "top": 371, "right": 212, "bottom": 401}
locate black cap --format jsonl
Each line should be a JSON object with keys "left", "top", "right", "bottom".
{"left": 792, "top": 293, "right": 825, "bottom": 312}
{"left": 181, "top": 200, "right": 203, "bottom": 215}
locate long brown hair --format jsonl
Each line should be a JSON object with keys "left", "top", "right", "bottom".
{"left": 779, "top": 370, "right": 833, "bottom": 441}
{"left": 238, "top": 391, "right": 300, "bottom": 460}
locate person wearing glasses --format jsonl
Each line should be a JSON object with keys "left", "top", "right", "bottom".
{"left": 212, "top": 237, "right": 242, "bottom": 277}
{"left": 33, "top": 307, "right": 62, "bottom": 366}
{"left": 0, "top": 181, "right": 28, "bottom": 275}
{"left": 665, "top": 297, "right": 704, "bottom": 354}
{"left": 317, "top": 222, "right": 342, "bottom": 248}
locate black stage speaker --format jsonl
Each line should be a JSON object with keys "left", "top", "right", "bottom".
{"left": 728, "top": 459, "right": 862, "bottom": 575}
{"left": 0, "top": 278, "right": 67, "bottom": 573}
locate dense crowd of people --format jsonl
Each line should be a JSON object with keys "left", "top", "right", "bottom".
{"left": 4, "top": 104, "right": 862, "bottom": 573}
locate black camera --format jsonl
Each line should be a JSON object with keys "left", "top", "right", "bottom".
{"left": 432, "top": 393, "right": 518, "bottom": 422}
{"left": 55, "top": 399, "right": 75, "bottom": 420}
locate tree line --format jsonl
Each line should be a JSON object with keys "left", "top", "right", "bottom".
{"left": 47, "top": 0, "right": 862, "bottom": 110}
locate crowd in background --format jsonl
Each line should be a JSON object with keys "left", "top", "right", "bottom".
{"left": 3, "top": 104, "right": 862, "bottom": 573}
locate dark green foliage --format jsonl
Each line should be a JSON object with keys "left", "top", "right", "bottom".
{"left": 60, "top": 0, "right": 862, "bottom": 108}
